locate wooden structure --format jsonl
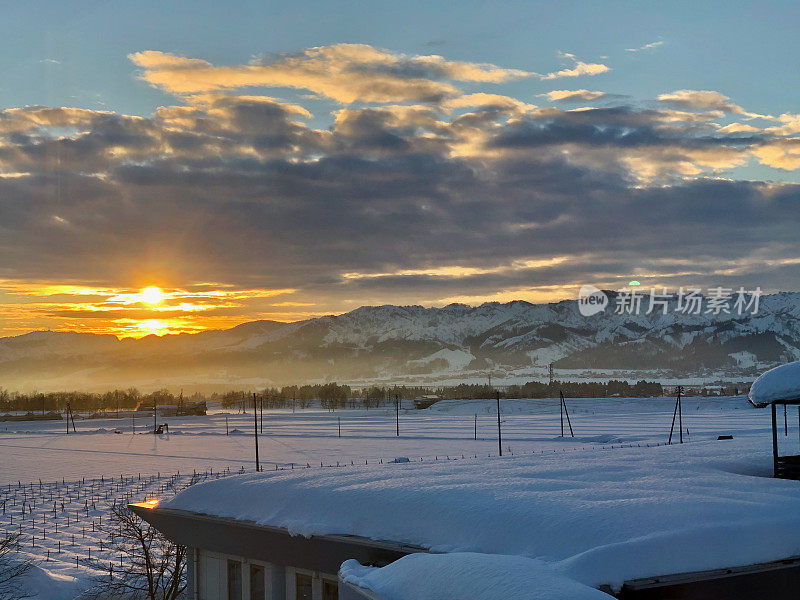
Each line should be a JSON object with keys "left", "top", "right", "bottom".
{"left": 770, "top": 400, "right": 800, "bottom": 480}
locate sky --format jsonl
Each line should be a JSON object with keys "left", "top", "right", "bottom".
{"left": 0, "top": 0, "right": 798, "bottom": 338}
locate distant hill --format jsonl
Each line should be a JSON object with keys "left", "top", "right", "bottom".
{"left": 1, "top": 293, "right": 798, "bottom": 392}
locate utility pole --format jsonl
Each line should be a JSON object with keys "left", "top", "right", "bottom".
{"left": 253, "top": 393, "right": 260, "bottom": 472}
{"left": 496, "top": 391, "right": 502, "bottom": 456}
{"left": 64, "top": 401, "right": 76, "bottom": 434}
{"left": 260, "top": 395, "right": 263, "bottom": 434}
{"left": 338, "top": 416, "right": 341, "bottom": 438}
{"left": 549, "top": 363, "right": 554, "bottom": 386}
{"left": 153, "top": 397, "right": 157, "bottom": 435}
{"left": 395, "top": 395, "right": 400, "bottom": 437}
{"left": 668, "top": 385, "right": 684, "bottom": 444}
{"left": 474, "top": 414, "right": 477, "bottom": 440}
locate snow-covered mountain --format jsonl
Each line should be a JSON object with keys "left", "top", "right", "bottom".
{"left": 2, "top": 293, "right": 799, "bottom": 391}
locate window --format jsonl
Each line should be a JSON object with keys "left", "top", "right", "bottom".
{"left": 322, "top": 578, "right": 338, "bottom": 600}
{"left": 227, "top": 560, "right": 242, "bottom": 600}
{"left": 295, "top": 572, "right": 313, "bottom": 600}
{"left": 249, "top": 564, "right": 265, "bottom": 600}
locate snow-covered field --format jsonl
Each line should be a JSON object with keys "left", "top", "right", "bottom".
{"left": 0, "top": 396, "right": 794, "bottom": 598}
{"left": 0, "top": 397, "right": 772, "bottom": 483}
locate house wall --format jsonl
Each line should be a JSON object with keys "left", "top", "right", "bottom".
{"left": 194, "top": 548, "right": 340, "bottom": 600}
{"left": 284, "top": 566, "right": 339, "bottom": 600}
{"left": 187, "top": 546, "right": 195, "bottom": 600}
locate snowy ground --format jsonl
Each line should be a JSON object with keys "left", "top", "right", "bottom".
{"left": 0, "top": 396, "right": 773, "bottom": 483}
{"left": 0, "top": 396, "right": 794, "bottom": 598}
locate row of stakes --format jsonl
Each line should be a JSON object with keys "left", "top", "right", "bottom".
{"left": 0, "top": 467, "right": 242, "bottom": 576}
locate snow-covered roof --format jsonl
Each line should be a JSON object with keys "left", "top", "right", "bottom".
{"left": 749, "top": 361, "right": 800, "bottom": 407}
{"left": 164, "top": 437, "right": 800, "bottom": 591}
{"left": 340, "top": 553, "right": 612, "bottom": 600}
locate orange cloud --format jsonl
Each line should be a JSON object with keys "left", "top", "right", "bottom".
{"left": 129, "top": 44, "right": 531, "bottom": 104}
{"left": 752, "top": 139, "right": 800, "bottom": 170}
{"left": 543, "top": 53, "right": 610, "bottom": 80}
{"left": 544, "top": 89, "right": 607, "bottom": 102}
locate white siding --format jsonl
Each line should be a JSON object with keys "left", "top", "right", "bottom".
{"left": 196, "top": 550, "right": 293, "bottom": 600}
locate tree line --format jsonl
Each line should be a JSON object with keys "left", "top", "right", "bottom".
{"left": 0, "top": 379, "right": 665, "bottom": 414}
{"left": 0, "top": 388, "right": 202, "bottom": 413}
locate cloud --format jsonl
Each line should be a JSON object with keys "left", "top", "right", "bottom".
{"left": 657, "top": 89, "right": 771, "bottom": 119}
{"left": 0, "top": 47, "right": 798, "bottom": 336}
{"left": 542, "top": 53, "right": 610, "bottom": 80}
{"left": 544, "top": 90, "right": 607, "bottom": 102}
{"left": 764, "top": 113, "right": 800, "bottom": 136}
{"left": 625, "top": 41, "right": 664, "bottom": 52}
{"left": 716, "top": 122, "right": 761, "bottom": 134}
{"left": 752, "top": 139, "right": 800, "bottom": 170}
{"left": 129, "top": 44, "right": 531, "bottom": 104}
{"left": 442, "top": 93, "right": 537, "bottom": 115}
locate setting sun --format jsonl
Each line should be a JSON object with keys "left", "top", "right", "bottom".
{"left": 139, "top": 286, "right": 165, "bottom": 306}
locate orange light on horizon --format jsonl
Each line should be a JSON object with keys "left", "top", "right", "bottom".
{"left": 143, "top": 498, "right": 160, "bottom": 508}
{"left": 135, "top": 318, "right": 171, "bottom": 336}
{"left": 0, "top": 280, "right": 314, "bottom": 338}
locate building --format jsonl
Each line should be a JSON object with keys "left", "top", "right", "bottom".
{"left": 129, "top": 500, "right": 422, "bottom": 600}
{"left": 749, "top": 360, "right": 800, "bottom": 480}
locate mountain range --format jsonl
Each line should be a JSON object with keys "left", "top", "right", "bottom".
{"left": 2, "top": 292, "right": 799, "bottom": 392}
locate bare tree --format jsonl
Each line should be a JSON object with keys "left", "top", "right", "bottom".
{"left": 89, "top": 504, "right": 185, "bottom": 600}
{"left": 0, "top": 533, "right": 32, "bottom": 600}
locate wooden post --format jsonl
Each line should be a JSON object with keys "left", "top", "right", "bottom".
{"left": 668, "top": 389, "right": 680, "bottom": 445}
{"left": 560, "top": 391, "right": 574, "bottom": 437}
{"left": 784, "top": 404, "right": 788, "bottom": 436}
{"left": 395, "top": 396, "right": 399, "bottom": 437}
{"left": 560, "top": 392, "right": 564, "bottom": 437}
{"left": 496, "top": 391, "right": 502, "bottom": 456}
{"left": 771, "top": 402, "right": 778, "bottom": 478}
{"left": 678, "top": 386, "right": 683, "bottom": 444}
{"left": 253, "top": 393, "right": 260, "bottom": 472}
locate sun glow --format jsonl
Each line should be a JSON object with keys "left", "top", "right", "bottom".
{"left": 136, "top": 319, "right": 171, "bottom": 336}
{"left": 0, "top": 280, "right": 308, "bottom": 338}
{"left": 139, "top": 286, "right": 166, "bottom": 305}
